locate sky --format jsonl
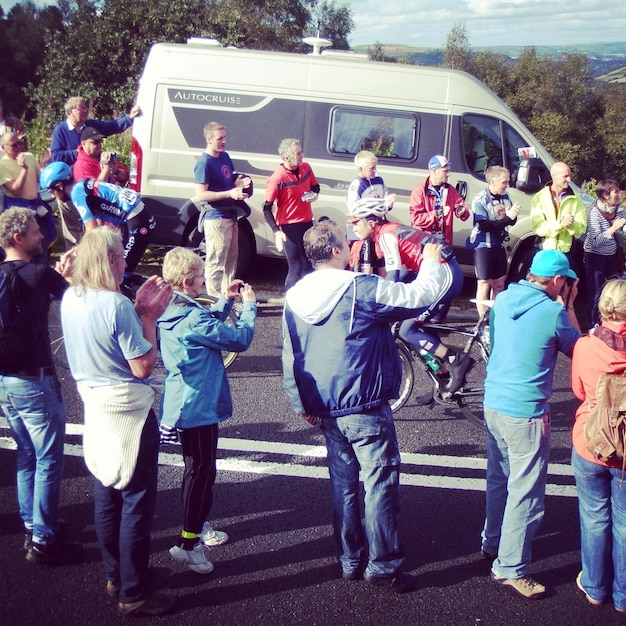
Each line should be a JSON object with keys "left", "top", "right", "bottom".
{"left": 344, "top": 0, "right": 626, "bottom": 48}
{"left": 2, "top": 0, "right": 625, "bottom": 49}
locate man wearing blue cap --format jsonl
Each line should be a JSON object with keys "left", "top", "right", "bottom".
{"left": 409, "top": 155, "right": 469, "bottom": 244}
{"left": 480, "top": 249, "right": 581, "bottom": 599}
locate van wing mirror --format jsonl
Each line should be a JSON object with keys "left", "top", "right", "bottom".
{"left": 455, "top": 180, "right": 467, "bottom": 200}
{"left": 515, "top": 158, "right": 551, "bottom": 193}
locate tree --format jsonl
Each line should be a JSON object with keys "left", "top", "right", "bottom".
{"left": 443, "top": 21, "right": 473, "bottom": 73}
{"left": 597, "top": 83, "right": 626, "bottom": 186}
{"left": 305, "top": 0, "right": 354, "bottom": 50}
{"left": 472, "top": 50, "right": 512, "bottom": 100}
{"left": 505, "top": 49, "right": 605, "bottom": 181}
{"left": 0, "top": 1, "right": 63, "bottom": 117}
{"left": 28, "top": 0, "right": 354, "bottom": 123}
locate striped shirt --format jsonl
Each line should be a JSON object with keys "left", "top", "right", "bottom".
{"left": 583, "top": 202, "right": 625, "bottom": 256}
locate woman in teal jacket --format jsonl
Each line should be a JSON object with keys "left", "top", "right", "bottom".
{"left": 158, "top": 247, "right": 257, "bottom": 574}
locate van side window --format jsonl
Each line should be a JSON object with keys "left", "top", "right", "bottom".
{"left": 329, "top": 109, "right": 417, "bottom": 160}
{"left": 463, "top": 114, "right": 534, "bottom": 180}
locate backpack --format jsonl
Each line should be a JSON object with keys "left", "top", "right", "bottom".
{"left": 0, "top": 261, "right": 34, "bottom": 369}
{"left": 585, "top": 372, "right": 626, "bottom": 475}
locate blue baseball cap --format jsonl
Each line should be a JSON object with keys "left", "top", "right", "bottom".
{"left": 428, "top": 155, "right": 451, "bottom": 170}
{"left": 529, "top": 249, "right": 577, "bottom": 279}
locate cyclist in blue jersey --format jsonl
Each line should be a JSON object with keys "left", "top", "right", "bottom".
{"left": 41, "top": 162, "right": 156, "bottom": 274}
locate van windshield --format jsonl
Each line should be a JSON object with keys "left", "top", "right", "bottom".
{"left": 330, "top": 108, "right": 417, "bottom": 160}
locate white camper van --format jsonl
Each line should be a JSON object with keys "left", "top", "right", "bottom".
{"left": 131, "top": 39, "right": 559, "bottom": 278}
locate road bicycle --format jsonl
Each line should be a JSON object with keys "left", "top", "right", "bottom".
{"left": 48, "top": 273, "right": 240, "bottom": 371}
{"left": 390, "top": 300, "right": 491, "bottom": 427}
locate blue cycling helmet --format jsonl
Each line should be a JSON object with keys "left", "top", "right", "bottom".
{"left": 40, "top": 162, "right": 72, "bottom": 189}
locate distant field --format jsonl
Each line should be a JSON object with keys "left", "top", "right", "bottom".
{"left": 598, "top": 66, "right": 626, "bottom": 82}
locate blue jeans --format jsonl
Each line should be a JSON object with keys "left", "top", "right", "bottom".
{"left": 571, "top": 448, "right": 626, "bottom": 610}
{"left": 481, "top": 406, "right": 550, "bottom": 579}
{"left": 319, "top": 404, "right": 404, "bottom": 577}
{"left": 0, "top": 374, "right": 66, "bottom": 544}
{"left": 94, "top": 411, "right": 159, "bottom": 604}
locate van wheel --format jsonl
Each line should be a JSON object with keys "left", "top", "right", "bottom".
{"left": 508, "top": 247, "right": 537, "bottom": 283}
{"left": 236, "top": 220, "right": 255, "bottom": 278}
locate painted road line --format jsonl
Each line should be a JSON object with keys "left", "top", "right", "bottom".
{"left": 1, "top": 418, "right": 574, "bottom": 479}
{"left": 0, "top": 434, "right": 576, "bottom": 498}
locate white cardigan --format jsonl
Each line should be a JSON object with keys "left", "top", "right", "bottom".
{"left": 77, "top": 381, "right": 154, "bottom": 489}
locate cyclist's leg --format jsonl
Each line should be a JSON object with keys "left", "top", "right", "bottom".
{"left": 474, "top": 248, "right": 506, "bottom": 317}
{"left": 398, "top": 256, "right": 463, "bottom": 351}
{"left": 398, "top": 258, "right": 469, "bottom": 393}
{"left": 123, "top": 211, "right": 156, "bottom": 274}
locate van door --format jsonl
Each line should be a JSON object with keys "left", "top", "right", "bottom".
{"left": 451, "top": 111, "right": 552, "bottom": 275}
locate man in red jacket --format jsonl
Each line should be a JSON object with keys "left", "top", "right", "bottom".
{"left": 409, "top": 155, "right": 470, "bottom": 244}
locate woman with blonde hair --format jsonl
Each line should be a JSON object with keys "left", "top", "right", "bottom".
{"left": 61, "top": 227, "right": 177, "bottom": 617}
{"left": 571, "top": 278, "right": 626, "bottom": 613}
{"left": 158, "top": 247, "right": 257, "bottom": 574}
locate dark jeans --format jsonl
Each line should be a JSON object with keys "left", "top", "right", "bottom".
{"left": 93, "top": 411, "right": 159, "bottom": 604}
{"left": 585, "top": 251, "right": 619, "bottom": 327}
{"left": 281, "top": 221, "right": 313, "bottom": 290}
{"left": 179, "top": 424, "right": 219, "bottom": 535}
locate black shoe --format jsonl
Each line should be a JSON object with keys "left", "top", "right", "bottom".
{"left": 118, "top": 593, "right": 179, "bottom": 617}
{"left": 445, "top": 353, "right": 472, "bottom": 395}
{"left": 23, "top": 519, "right": 67, "bottom": 552}
{"left": 341, "top": 565, "right": 364, "bottom": 581}
{"left": 364, "top": 571, "right": 416, "bottom": 593}
{"left": 26, "top": 537, "right": 83, "bottom": 566}
{"left": 415, "top": 389, "right": 434, "bottom": 405}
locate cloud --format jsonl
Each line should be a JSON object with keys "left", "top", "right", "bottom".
{"left": 345, "top": 0, "right": 626, "bottom": 48}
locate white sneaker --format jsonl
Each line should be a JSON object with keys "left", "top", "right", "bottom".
{"left": 199, "top": 522, "right": 229, "bottom": 547}
{"left": 169, "top": 543, "right": 214, "bottom": 574}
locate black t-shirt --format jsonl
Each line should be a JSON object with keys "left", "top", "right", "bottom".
{"left": 1, "top": 260, "right": 68, "bottom": 368}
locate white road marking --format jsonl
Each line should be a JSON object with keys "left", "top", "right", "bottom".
{"left": 0, "top": 417, "right": 577, "bottom": 498}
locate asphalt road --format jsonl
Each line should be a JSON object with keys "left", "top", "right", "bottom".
{"left": 1, "top": 277, "right": 623, "bottom": 625}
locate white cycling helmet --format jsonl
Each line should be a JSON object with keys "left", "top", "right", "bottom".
{"left": 348, "top": 197, "right": 392, "bottom": 220}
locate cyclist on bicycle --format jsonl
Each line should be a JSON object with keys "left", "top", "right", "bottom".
{"left": 348, "top": 197, "right": 470, "bottom": 394}
{"left": 41, "top": 161, "right": 156, "bottom": 275}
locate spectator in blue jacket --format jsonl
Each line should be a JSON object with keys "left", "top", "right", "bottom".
{"left": 283, "top": 219, "right": 448, "bottom": 594}
{"left": 50, "top": 97, "right": 141, "bottom": 247}
{"left": 50, "top": 97, "right": 141, "bottom": 165}
{"left": 158, "top": 247, "right": 257, "bottom": 574}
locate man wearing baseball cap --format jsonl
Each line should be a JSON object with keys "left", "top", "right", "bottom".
{"left": 480, "top": 249, "right": 581, "bottom": 599}
{"left": 73, "top": 127, "right": 128, "bottom": 185}
{"left": 408, "top": 154, "right": 470, "bottom": 245}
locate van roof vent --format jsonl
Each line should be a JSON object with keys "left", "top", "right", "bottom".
{"left": 302, "top": 36, "right": 332, "bottom": 55}
{"left": 187, "top": 38, "right": 221, "bottom": 46}
{"left": 321, "top": 50, "right": 369, "bottom": 61}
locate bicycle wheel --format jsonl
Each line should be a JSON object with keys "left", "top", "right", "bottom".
{"left": 195, "top": 295, "right": 239, "bottom": 368}
{"left": 456, "top": 339, "right": 487, "bottom": 427}
{"left": 48, "top": 299, "right": 69, "bottom": 369}
{"left": 389, "top": 341, "right": 414, "bottom": 412}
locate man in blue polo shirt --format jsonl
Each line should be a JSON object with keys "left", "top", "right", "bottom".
{"left": 193, "top": 122, "right": 252, "bottom": 298}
